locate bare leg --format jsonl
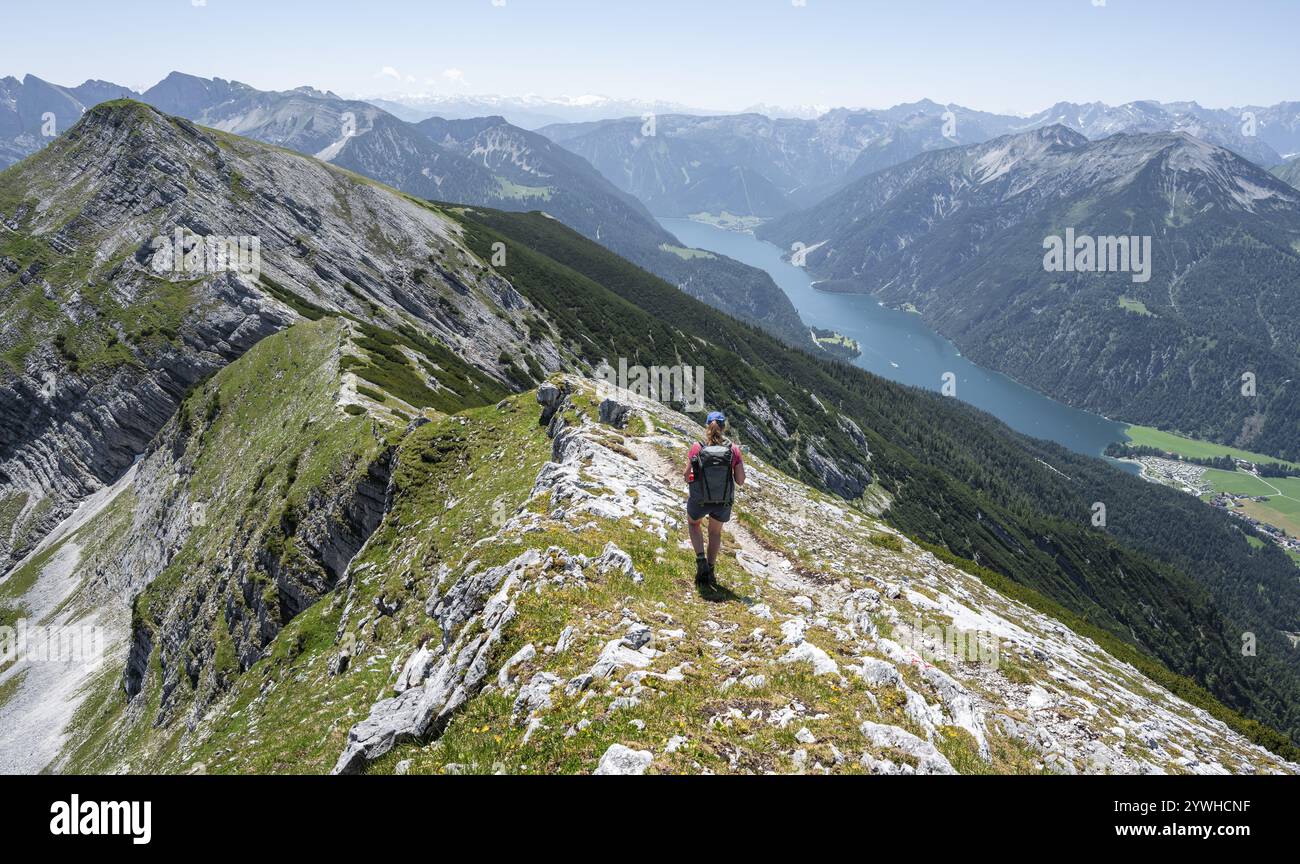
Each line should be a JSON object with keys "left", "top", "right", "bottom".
{"left": 707, "top": 518, "right": 724, "bottom": 566}
{"left": 688, "top": 518, "right": 706, "bottom": 555}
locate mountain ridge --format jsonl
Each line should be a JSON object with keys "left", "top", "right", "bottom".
{"left": 0, "top": 99, "right": 547, "bottom": 572}
{"left": 134, "top": 72, "right": 808, "bottom": 345}
{"left": 537, "top": 99, "right": 1299, "bottom": 219}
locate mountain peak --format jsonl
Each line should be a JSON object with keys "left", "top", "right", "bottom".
{"left": 73, "top": 97, "right": 169, "bottom": 136}
{"left": 965, "top": 124, "right": 1088, "bottom": 185}
{"left": 1023, "top": 122, "right": 1089, "bottom": 148}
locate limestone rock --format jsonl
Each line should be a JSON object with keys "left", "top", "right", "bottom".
{"left": 594, "top": 744, "right": 653, "bottom": 775}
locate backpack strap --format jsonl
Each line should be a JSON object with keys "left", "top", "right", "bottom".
{"left": 722, "top": 439, "right": 735, "bottom": 502}
{"left": 695, "top": 441, "right": 712, "bottom": 500}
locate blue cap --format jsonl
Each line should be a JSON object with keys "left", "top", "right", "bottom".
{"left": 706, "top": 411, "right": 726, "bottom": 426}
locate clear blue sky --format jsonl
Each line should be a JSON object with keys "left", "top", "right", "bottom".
{"left": 6, "top": 0, "right": 1297, "bottom": 113}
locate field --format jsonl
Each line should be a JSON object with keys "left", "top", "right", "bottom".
{"left": 1238, "top": 499, "right": 1300, "bottom": 538}
{"left": 658, "top": 243, "right": 716, "bottom": 260}
{"left": 1124, "top": 425, "right": 1300, "bottom": 471}
{"left": 1118, "top": 296, "right": 1154, "bottom": 316}
{"left": 686, "top": 211, "right": 767, "bottom": 232}
{"left": 1201, "top": 469, "right": 1300, "bottom": 538}
{"left": 1203, "top": 468, "right": 1276, "bottom": 497}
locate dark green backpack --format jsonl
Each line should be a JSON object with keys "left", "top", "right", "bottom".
{"left": 693, "top": 441, "right": 736, "bottom": 505}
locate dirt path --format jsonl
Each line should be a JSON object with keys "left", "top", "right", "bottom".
{"left": 626, "top": 428, "right": 808, "bottom": 598}
{"left": 1256, "top": 476, "right": 1300, "bottom": 504}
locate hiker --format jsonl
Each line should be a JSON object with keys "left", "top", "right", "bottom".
{"left": 684, "top": 410, "right": 745, "bottom": 588}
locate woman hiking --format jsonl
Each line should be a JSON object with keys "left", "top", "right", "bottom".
{"left": 684, "top": 411, "right": 746, "bottom": 588}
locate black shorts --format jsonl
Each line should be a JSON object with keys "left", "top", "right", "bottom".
{"left": 687, "top": 498, "right": 732, "bottom": 523}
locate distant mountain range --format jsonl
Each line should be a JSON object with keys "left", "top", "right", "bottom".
{"left": 97, "top": 72, "right": 806, "bottom": 344}
{"left": 8, "top": 73, "right": 1300, "bottom": 359}
{"left": 759, "top": 126, "right": 1300, "bottom": 462}
{"left": 1273, "top": 154, "right": 1300, "bottom": 189}
{"left": 11, "top": 76, "right": 1300, "bottom": 221}
{"left": 365, "top": 94, "right": 835, "bottom": 128}
{"left": 538, "top": 103, "right": 1030, "bottom": 216}
{"left": 540, "top": 99, "right": 1300, "bottom": 218}
{"left": 0, "top": 74, "right": 136, "bottom": 167}
{"left": 365, "top": 93, "right": 722, "bottom": 129}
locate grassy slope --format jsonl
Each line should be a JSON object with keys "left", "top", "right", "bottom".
{"left": 57, "top": 300, "right": 513, "bottom": 772}
{"left": 46, "top": 342, "right": 1297, "bottom": 773}
{"left": 62, "top": 386, "right": 553, "bottom": 774}
{"left": 58, "top": 317, "right": 380, "bottom": 771}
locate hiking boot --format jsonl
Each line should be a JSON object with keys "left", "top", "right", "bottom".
{"left": 704, "top": 562, "right": 718, "bottom": 589}
{"left": 695, "top": 554, "right": 710, "bottom": 586}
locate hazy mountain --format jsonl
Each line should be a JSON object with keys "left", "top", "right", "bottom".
{"left": 365, "top": 93, "right": 719, "bottom": 130}
{"left": 0, "top": 74, "right": 136, "bottom": 169}
{"left": 542, "top": 99, "right": 1300, "bottom": 220}
{"left": 1249, "top": 102, "right": 1300, "bottom": 158}
{"left": 760, "top": 126, "right": 1300, "bottom": 462}
{"left": 536, "top": 102, "right": 1057, "bottom": 218}
{"left": 130, "top": 73, "right": 807, "bottom": 343}
{"left": 1019, "top": 100, "right": 1285, "bottom": 167}
{"left": 1272, "top": 153, "right": 1300, "bottom": 188}
{"left": 539, "top": 111, "right": 919, "bottom": 217}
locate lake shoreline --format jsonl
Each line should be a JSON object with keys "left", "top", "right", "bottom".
{"left": 660, "top": 216, "right": 1137, "bottom": 469}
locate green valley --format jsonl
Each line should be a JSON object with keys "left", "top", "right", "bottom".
{"left": 1123, "top": 425, "right": 1300, "bottom": 472}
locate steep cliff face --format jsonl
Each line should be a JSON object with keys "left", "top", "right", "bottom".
{"left": 119, "top": 319, "right": 402, "bottom": 728}
{"left": 0, "top": 315, "right": 503, "bottom": 770}
{"left": 0, "top": 100, "right": 559, "bottom": 573}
